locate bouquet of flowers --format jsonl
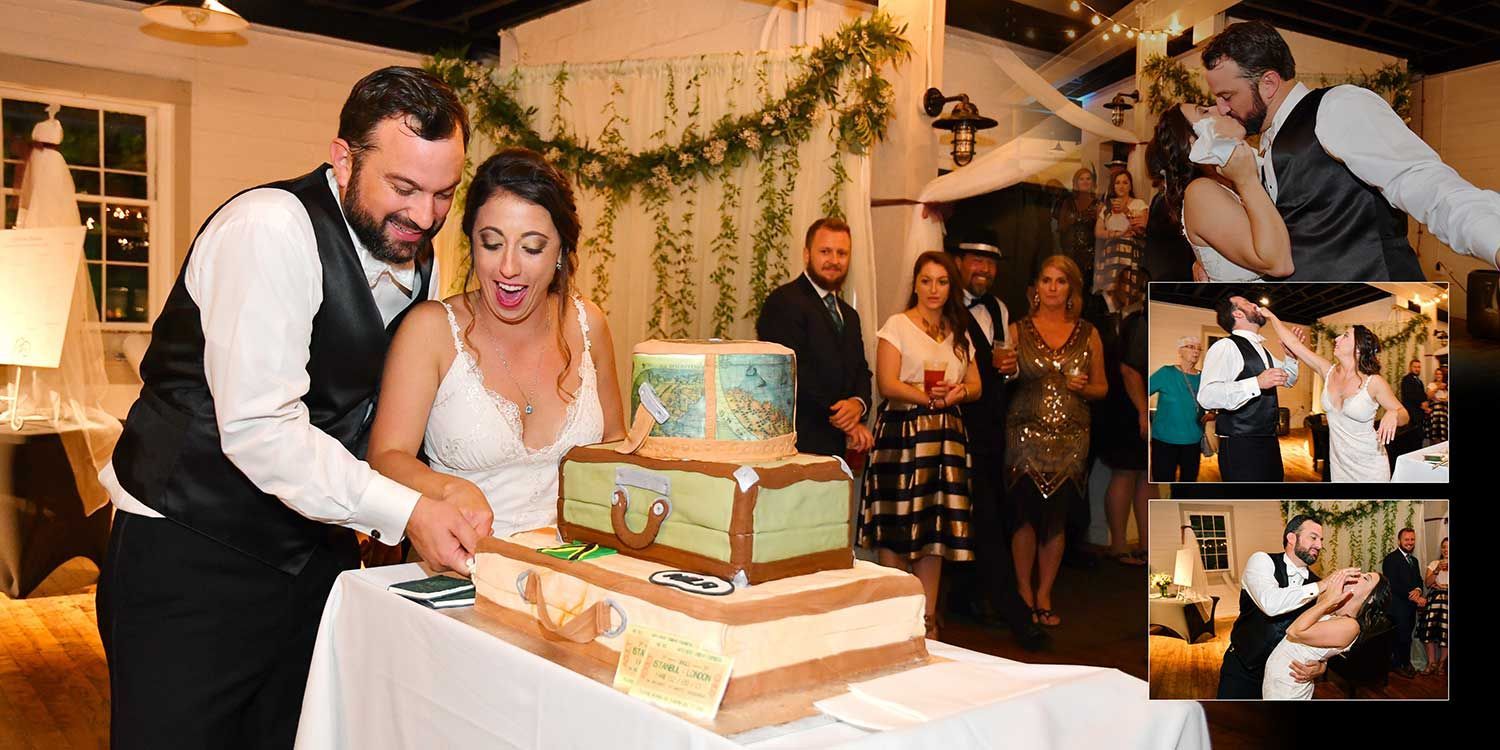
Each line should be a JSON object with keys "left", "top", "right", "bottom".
{"left": 1150, "top": 572, "right": 1173, "bottom": 598}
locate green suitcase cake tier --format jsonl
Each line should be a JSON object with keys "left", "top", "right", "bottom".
{"left": 557, "top": 442, "right": 855, "bottom": 584}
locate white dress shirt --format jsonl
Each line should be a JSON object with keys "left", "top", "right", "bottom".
{"left": 961, "top": 289, "right": 1014, "bottom": 347}
{"left": 101, "top": 169, "right": 440, "bottom": 543}
{"left": 803, "top": 271, "right": 866, "bottom": 417}
{"left": 1197, "top": 328, "right": 1300, "bottom": 411}
{"left": 1262, "top": 82, "right": 1500, "bottom": 268}
{"left": 1242, "top": 551, "right": 1320, "bottom": 617}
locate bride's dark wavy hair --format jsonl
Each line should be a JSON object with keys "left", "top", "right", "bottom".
{"left": 1353, "top": 325, "right": 1382, "bottom": 376}
{"left": 1350, "top": 573, "right": 1392, "bottom": 648}
{"left": 1146, "top": 105, "right": 1205, "bottom": 231}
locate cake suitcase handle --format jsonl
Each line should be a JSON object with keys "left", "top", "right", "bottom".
{"left": 515, "top": 570, "right": 627, "bottom": 643}
{"left": 609, "top": 488, "right": 672, "bottom": 549}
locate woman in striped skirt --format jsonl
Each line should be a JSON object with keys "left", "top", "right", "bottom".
{"left": 1420, "top": 537, "right": 1449, "bottom": 675}
{"left": 859, "top": 251, "right": 981, "bottom": 640}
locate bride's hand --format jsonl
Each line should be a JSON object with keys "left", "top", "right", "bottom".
{"left": 441, "top": 477, "right": 495, "bottom": 537}
{"left": 1256, "top": 304, "right": 1278, "bottom": 322}
{"left": 1378, "top": 412, "right": 1399, "bottom": 444}
{"left": 1318, "top": 570, "right": 1353, "bottom": 605}
{"left": 1221, "top": 143, "right": 1260, "bottom": 187}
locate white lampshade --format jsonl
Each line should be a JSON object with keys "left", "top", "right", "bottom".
{"left": 1173, "top": 548, "right": 1196, "bottom": 588}
{"left": 142, "top": 1, "right": 249, "bottom": 33}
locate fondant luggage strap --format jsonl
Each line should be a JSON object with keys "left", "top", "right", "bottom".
{"left": 609, "top": 488, "right": 671, "bottom": 549}
{"left": 516, "top": 570, "right": 627, "bottom": 643}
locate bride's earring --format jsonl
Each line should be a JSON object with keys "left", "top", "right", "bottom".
{"left": 1067, "top": 297, "right": 1074, "bottom": 312}
{"left": 555, "top": 258, "right": 564, "bottom": 271}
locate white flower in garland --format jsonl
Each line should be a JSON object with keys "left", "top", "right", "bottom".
{"left": 761, "top": 113, "right": 775, "bottom": 126}
{"left": 703, "top": 139, "right": 728, "bottom": 166}
{"left": 544, "top": 147, "right": 564, "bottom": 164}
{"left": 678, "top": 151, "right": 696, "bottom": 167}
{"left": 580, "top": 160, "right": 603, "bottom": 181}
{"left": 740, "top": 128, "right": 761, "bottom": 152}
{"left": 495, "top": 126, "right": 515, "bottom": 143}
{"left": 650, "top": 164, "right": 672, "bottom": 191}
{"left": 776, "top": 103, "right": 791, "bottom": 120}
{"left": 610, "top": 152, "right": 630, "bottom": 168}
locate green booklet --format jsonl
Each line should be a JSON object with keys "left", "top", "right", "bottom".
{"left": 419, "top": 588, "right": 476, "bottom": 609}
{"left": 388, "top": 574, "right": 475, "bottom": 601}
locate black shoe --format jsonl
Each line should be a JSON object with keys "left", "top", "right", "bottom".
{"left": 1015, "top": 623, "right": 1051, "bottom": 652}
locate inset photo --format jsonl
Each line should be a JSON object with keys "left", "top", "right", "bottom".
{"left": 1147, "top": 282, "right": 1450, "bottom": 484}
{"left": 1148, "top": 499, "right": 1448, "bottom": 700}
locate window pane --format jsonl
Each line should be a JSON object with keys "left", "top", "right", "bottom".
{"left": 57, "top": 106, "right": 100, "bottom": 167}
{"left": 105, "top": 171, "right": 148, "bottom": 199}
{"left": 104, "top": 264, "right": 149, "bottom": 322}
{"left": 4, "top": 194, "right": 16, "bottom": 228}
{"left": 3, "top": 161, "right": 15, "bottom": 189}
{"left": 88, "top": 262, "right": 104, "bottom": 317}
{"left": 106, "top": 204, "right": 149, "bottom": 263}
{"left": 80, "top": 202, "right": 103, "bottom": 259}
{"left": 105, "top": 112, "right": 147, "bottom": 171}
{"left": 2, "top": 99, "right": 48, "bottom": 161}
{"left": 72, "top": 168, "right": 101, "bottom": 195}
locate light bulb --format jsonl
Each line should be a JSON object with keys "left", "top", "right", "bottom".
{"left": 1065, "top": 28, "right": 1076, "bottom": 39}
{"left": 1126, "top": 29, "right": 1135, "bottom": 39}
{"left": 1091, "top": 14, "right": 1101, "bottom": 26}
{"left": 1103, "top": 32, "right": 1110, "bottom": 40}
{"left": 1112, "top": 23, "right": 1121, "bottom": 33}
{"left": 1070, "top": 1, "right": 1081, "bottom": 11}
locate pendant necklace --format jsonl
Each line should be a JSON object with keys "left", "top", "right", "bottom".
{"left": 492, "top": 305, "right": 551, "bottom": 416}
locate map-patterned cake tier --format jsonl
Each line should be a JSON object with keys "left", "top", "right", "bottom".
{"left": 628, "top": 339, "right": 797, "bottom": 461}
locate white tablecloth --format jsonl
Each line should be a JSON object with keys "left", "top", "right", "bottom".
{"left": 296, "top": 564, "right": 1209, "bottom": 750}
{"left": 1392, "top": 440, "right": 1449, "bottom": 482}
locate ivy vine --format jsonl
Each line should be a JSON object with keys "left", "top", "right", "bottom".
{"left": 1317, "top": 63, "right": 1413, "bottom": 122}
{"left": 1141, "top": 54, "right": 1210, "bottom": 116}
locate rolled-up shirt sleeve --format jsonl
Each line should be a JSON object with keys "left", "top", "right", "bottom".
{"left": 186, "top": 189, "right": 420, "bottom": 543}
{"left": 1197, "top": 338, "right": 1260, "bottom": 410}
{"left": 1242, "top": 552, "right": 1320, "bottom": 617}
{"left": 1319, "top": 85, "right": 1500, "bottom": 269}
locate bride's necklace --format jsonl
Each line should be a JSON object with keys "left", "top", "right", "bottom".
{"left": 489, "top": 305, "right": 551, "bottom": 416}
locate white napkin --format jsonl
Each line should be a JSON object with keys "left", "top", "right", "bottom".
{"left": 1188, "top": 116, "right": 1240, "bottom": 167}
{"left": 814, "top": 661, "right": 1106, "bottom": 730}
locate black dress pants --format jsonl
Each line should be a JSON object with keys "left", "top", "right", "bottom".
{"left": 1390, "top": 603, "right": 1417, "bottom": 669}
{"left": 1217, "top": 435, "right": 1283, "bottom": 482}
{"left": 1215, "top": 645, "right": 1264, "bottom": 698}
{"left": 97, "top": 511, "right": 359, "bottom": 750}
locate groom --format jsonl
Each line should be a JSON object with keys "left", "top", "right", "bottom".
{"left": 1202, "top": 21, "right": 1500, "bottom": 278}
{"left": 1218, "top": 514, "right": 1357, "bottom": 698}
{"left": 1197, "top": 294, "right": 1300, "bottom": 481}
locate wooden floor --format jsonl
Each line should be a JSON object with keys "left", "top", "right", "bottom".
{"left": 1193, "top": 429, "right": 1324, "bottom": 483}
{"left": 1150, "top": 617, "right": 1449, "bottom": 700}
{"left": 0, "top": 559, "right": 108, "bottom": 750}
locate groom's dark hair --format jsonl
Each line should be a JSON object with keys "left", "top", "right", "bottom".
{"left": 1283, "top": 514, "right": 1321, "bottom": 548}
{"left": 1215, "top": 295, "right": 1242, "bottom": 333}
{"left": 338, "top": 66, "right": 470, "bottom": 156}
{"left": 1202, "top": 21, "right": 1296, "bottom": 82}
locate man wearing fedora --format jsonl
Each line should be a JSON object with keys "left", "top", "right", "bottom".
{"left": 945, "top": 238, "right": 1049, "bottom": 651}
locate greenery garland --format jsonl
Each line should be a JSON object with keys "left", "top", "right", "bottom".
{"left": 1141, "top": 55, "right": 1210, "bottom": 115}
{"left": 1307, "top": 313, "right": 1429, "bottom": 351}
{"left": 428, "top": 12, "right": 910, "bottom": 325}
{"left": 1317, "top": 63, "right": 1413, "bottom": 122}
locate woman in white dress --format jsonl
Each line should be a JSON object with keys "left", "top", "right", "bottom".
{"left": 1263, "top": 568, "right": 1390, "bottom": 700}
{"left": 1146, "top": 103, "right": 1294, "bottom": 282}
{"left": 369, "top": 149, "right": 626, "bottom": 550}
{"left": 1258, "top": 307, "right": 1408, "bottom": 482}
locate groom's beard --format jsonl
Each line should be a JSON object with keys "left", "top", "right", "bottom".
{"left": 1241, "top": 87, "right": 1270, "bottom": 137}
{"left": 1294, "top": 543, "right": 1319, "bottom": 566}
{"left": 1243, "top": 308, "right": 1267, "bottom": 326}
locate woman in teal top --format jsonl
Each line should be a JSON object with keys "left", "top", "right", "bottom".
{"left": 1148, "top": 336, "right": 1204, "bottom": 482}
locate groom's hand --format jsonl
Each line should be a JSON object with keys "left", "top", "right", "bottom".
{"left": 439, "top": 478, "right": 495, "bottom": 537}
{"left": 1290, "top": 659, "right": 1327, "bottom": 684}
{"left": 1256, "top": 368, "right": 1290, "bottom": 389}
{"left": 405, "top": 496, "right": 488, "bottom": 574}
{"left": 1316, "top": 568, "right": 1362, "bottom": 594}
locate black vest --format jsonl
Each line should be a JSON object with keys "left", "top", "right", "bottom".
{"left": 959, "top": 294, "right": 1007, "bottom": 455}
{"left": 1215, "top": 334, "right": 1279, "bottom": 438}
{"left": 111, "top": 165, "right": 432, "bottom": 574}
{"left": 1230, "top": 553, "right": 1321, "bottom": 668}
{"left": 1272, "top": 87, "right": 1424, "bottom": 281}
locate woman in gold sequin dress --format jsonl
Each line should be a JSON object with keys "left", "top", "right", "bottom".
{"left": 1004, "top": 255, "right": 1107, "bottom": 627}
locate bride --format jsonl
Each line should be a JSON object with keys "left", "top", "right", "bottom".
{"left": 1258, "top": 306, "right": 1408, "bottom": 482}
{"left": 1263, "top": 569, "right": 1390, "bottom": 700}
{"left": 368, "top": 148, "right": 626, "bottom": 546}
{"left": 1146, "top": 103, "right": 1294, "bottom": 282}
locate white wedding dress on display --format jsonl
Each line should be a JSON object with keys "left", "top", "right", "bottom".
{"left": 1322, "top": 364, "right": 1391, "bottom": 483}
{"left": 1262, "top": 615, "right": 1357, "bottom": 700}
{"left": 423, "top": 298, "right": 605, "bottom": 537}
{"left": 1181, "top": 182, "right": 1261, "bottom": 282}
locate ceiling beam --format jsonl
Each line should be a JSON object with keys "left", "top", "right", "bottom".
{"left": 1241, "top": 2, "right": 1424, "bottom": 55}
{"left": 303, "top": 0, "right": 471, "bottom": 33}
{"left": 1289, "top": 0, "right": 1468, "bottom": 46}
{"left": 382, "top": 0, "right": 426, "bottom": 11}
{"left": 443, "top": 0, "right": 524, "bottom": 25}
{"left": 1380, "top": 0, "right": 1499, "bottom": 35}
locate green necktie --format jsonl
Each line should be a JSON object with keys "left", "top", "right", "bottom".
{"left": 824, "top": 293, "right": 844, "bottom": 334}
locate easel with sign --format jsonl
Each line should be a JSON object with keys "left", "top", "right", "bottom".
{"left": 0, "top": 227, "right": 87, "bottom": 429}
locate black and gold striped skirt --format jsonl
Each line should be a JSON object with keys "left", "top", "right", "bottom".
{"left": 857, "top": 403, "right": 973, "bottom": 561}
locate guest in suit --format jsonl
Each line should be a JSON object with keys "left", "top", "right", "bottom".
{"left": 1394, "top": 359, "right": 1427, "bottom": 464}
{"left": 1216, "top": 514, "right": 1355, "bottom": 697}
{"left": 943, "top": 239, "right": 1049, "bottom": 651}
{"left": 1202, "top": 20, "right": 1500, "bottom": 278}
{"left": 1197, "top": 293, "right": 1300, "bottom": 481}
{"left": 95, "top": 68, "right": 492, "bottom": 748}
{"left": 1382, "top": 527, "right": 1427, "bottom": 678}
{"left": 757, "top": 217, "right": 874, "bottom": 456}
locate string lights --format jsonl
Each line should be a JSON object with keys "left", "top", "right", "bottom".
{"left": 1069, "top": 1, "right": 1184, "bottom": 42}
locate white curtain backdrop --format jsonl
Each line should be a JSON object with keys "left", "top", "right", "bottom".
{"left": 434, "top": 51, "right": 878, "bottom": 393}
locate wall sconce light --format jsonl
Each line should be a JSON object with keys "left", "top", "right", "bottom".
{"left": 142, "top": 1, "right": 249, "bottom": 33}
{"left": 1105, "top": 90, "right": 1141, "bottom": 127}
{"left": 924, "top": 88, "right": 998, "bottom": 167}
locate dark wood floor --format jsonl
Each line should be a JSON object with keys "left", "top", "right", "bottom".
{"left": 1150, "top": 616, "right": 1449, "bottom": 700}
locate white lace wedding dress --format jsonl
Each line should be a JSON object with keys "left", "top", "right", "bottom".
{"left": 423, "top": 297, "right": 605, "bottom": 537}
{"left": 1262, "top": 614, "right": 1357, "bottom": 700}
{"left": 1322, "top": 364, "right": 1391, "bottom": 483}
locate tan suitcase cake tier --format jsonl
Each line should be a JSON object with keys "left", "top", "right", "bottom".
{"left": 472, "top": 528, "right": 929, "bottom": 706}
{"left": 558, "top": 442, "right": 855, "bottom": 584}
{"left": 624, "top": 339, "right": 797, "bottom": 462}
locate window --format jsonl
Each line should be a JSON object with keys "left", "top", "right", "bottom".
{"left": 1187, "top": 512, "right": 1231, "bottom": 572}
{"left": 2, "top": 86, "right": 171, "bottom": 329}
